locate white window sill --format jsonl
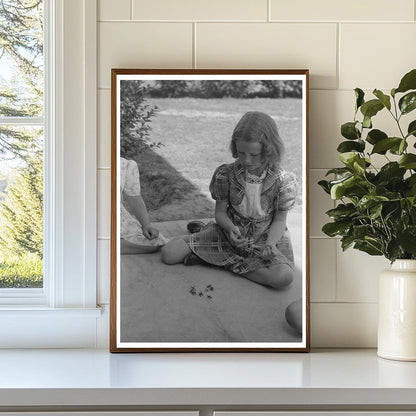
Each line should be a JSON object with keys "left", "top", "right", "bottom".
{"left": 0, "top": 307, "right": 102, "bottom": 316}
{"left": 0, "top": 307, "right": 103, "bottom": 348}
{"left": 0, "top": 349, "right": 415, "bottom": 409}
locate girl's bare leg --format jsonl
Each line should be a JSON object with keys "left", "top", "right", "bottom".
{"left": 120, "top": 238, "right": 160, "bottom": 255}
{"left": 161, "top": 236, "right": 191, "bottom": 264}
{"left": 242, "top": 263, "right": 294, "bottom": 289}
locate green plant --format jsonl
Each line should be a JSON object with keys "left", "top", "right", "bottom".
{"left": 120, "top": 80, "right": 159, "bottom": 158}
{"left": 319, "top": 69, "right": 416, "bottom": 262}
{"left": 0, "top": 154, "right": 43, "bottom": 258}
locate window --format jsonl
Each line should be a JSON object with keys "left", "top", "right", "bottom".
{"left": 0, "top": 0, "right": 45, "bottom": 297}
{"left": 0, "top": 0, "right": 100, "bottom": 347}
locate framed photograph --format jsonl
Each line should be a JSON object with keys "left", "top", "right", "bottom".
{"left": 110, "top": 69, "right": 310, "bottom": 352}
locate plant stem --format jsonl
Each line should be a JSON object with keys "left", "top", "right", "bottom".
{"left": 391, "top": 96, "right": 407, "bottom": 140}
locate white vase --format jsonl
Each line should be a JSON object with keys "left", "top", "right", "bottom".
{"left": 378, "top": 259, "right": 416, "bottom": 361}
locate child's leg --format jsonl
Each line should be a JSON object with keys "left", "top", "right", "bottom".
{"left": 120, "top": 238, "right": 160, "bottom": 255}
{"left": 161, "top": 236, "right": 191, "bottom": 264}
{"left": 242, "top": 263, "right": 294, "bottom": 289}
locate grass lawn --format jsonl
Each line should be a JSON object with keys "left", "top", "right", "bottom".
{"left": 0, "top": 252, "right": 43, "bottom": 288}
{"left": 136, "top": 97, "right": 303, "bottom": 222}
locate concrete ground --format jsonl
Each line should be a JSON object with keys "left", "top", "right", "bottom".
{"left": 120, "top": 213, "right": 303, "bottom": 344}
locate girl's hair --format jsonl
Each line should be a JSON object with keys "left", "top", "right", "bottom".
{"left": 230, "top": 111, "right": 284, "bottom": 166}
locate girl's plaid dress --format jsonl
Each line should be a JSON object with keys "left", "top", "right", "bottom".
{"left": 189, "top": 161, "right": 298, "bottom": 275}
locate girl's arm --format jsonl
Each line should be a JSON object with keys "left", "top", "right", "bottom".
{"left": 215, "top": 201, "right": 247, "bottom": 246}
{"left": 262, "top": 209, "right": 288, "bottom": 259}
{"left": 125, "top": 193, "right": 159, "bottom": 240}
{"left": 267, "top": 209, "right": 288, "bottom": 246}
{"left": 214, "top": 200, "right": 234, "bottom": 233}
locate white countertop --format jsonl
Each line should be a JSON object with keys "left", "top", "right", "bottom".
{"left": 0, "top": 348, "right": 416, "bottom": 408}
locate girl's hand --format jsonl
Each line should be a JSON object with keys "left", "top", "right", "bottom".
{"left": 143, "top": 226, "right": 159, "bottom": 240}
{"left": 261, "top": 244, "right": 278, "bottom": 260}
{"left": 229, "top": 226, "right": 248, "bottom": 247}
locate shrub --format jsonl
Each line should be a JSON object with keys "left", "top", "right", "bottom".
{"left": 120, "top": 80, "right": 159, "bottom": 158}
{"left": 0, "top": 155, "right": 43, "bottom": 258}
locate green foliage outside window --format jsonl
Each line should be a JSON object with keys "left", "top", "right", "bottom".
{"left": 0, "top": 0, "right": 44, "bottom": 288}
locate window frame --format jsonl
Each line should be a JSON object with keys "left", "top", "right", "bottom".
{"left": 0, "top": 0, "right": 100, "bottom": 348}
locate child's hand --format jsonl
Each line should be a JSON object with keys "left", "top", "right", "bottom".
{"left": 143, "top": 226, "right": 159, "bottom": 240}
{"left": 261, "top": 244, "right": 278, "bottom": 260}
{"left": 229, "top": 226, "right": 248, "bottom": 247}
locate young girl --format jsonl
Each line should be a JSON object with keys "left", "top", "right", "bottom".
{"left": 161, "top": 111, "right": 297, "bottom": 289}
{"left": 120, "top": 157, "right": 167, "bottom": 254}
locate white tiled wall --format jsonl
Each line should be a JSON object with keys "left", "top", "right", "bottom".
{"left": 96, "top": 0, "right": 416, "bottom": 347}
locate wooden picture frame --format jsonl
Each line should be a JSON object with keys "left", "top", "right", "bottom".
{"left": 110, "top": 69, "right": 310, "bottom": 352}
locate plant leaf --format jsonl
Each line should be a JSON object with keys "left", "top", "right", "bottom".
{"left": 398, "top": 227, "right": 416, "bottom": 255}
{"left": 399, "top": 154, "right": 416, "bottom": 169}
{"left": 322, "top": 221, "right": 351, "bottom": 237}
{"left": 360, "top": 99, "right": 384, "bottom": 119}
{"left": 389, "top": 139, "right": 408, "bottom": 155}
{"left": 355, "top": 88, "right": 365, "bottom": 110}
{"left": 369, "top": 203, "right": 383, "bottom": 219}
{"left": 363, "top": 116, "right": 372, "bottom": 129}
{"left": 353, "top": 158, "right": 366, "bottom": 174}
{"left": 326, "top": 203, "right": 357, "bottom": 220}
{"left": 330, "top": 175, "right": 367, "bottom": 200}
{"left": 341, "top": 122, "right": 360, "bottom": 140}
{"left": 337, "top": 140, "right": 365, "bottom": 153}
{"left": 371, "top": 137, "right": 402, "bottom": 154}
{"left": 405, "top": 174, "right": 416, "bottom": 196}
{"left": 377, "top": 162, "right": 406, "bottom": 181}
{"left": 325, "top": 167, "right": 352, "bottom": 176}
{"left": 354, "top": 241, "right": 383, "bottom": 256}
{"left": 386, "top": 239, "right": 403, "bottom": 262}
{"left": 339, "top": 152, "right": 360, "bottom": 167}
{"left": 357, "top": 195, "right": 389, "bottom": 212}
{"left": 338, "top": 153, "right": 370, "bottom": 176}
{"left": 399, "top": 139, "right": 407, "bottom": 154}
{"left": 341, "top": 235, "right": 355, "bottom": 251}
{"left": 399, "top": 91, "right": 416, "bottom": 115}
{"left": 330, "top": 176, "right": 354, "bottom": 199}
{"left": 407, "top": 120, "right": 416, "bottom": 138}
{"left": 366, "top": 129, "right": 388, "bottom": 145}
{"left": 318, "top": 180, "right": 331, "bottom": 194}
{"left": 373, "top": 89, "right": 391, "bottom": 110}
{"left": 395, "top": 69, "right": 416, "bottom": 94}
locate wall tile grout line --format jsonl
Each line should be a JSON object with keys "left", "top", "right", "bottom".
{"left": 98, "top": 19, "right": 272, "bottom": 23}
{"left": 333, "top": 229, "right": 338, "bottom": 301}
{"left": 336, "top": 22, "right": 340, "bottom": 90}
{"left": 130, "top": 0, "right": 133, "bottom": 21}
{"left": 97, "top": 19, "right": 416, "bottom": 24}
{"left": 309, "top": 236, "right": 338, "bottom": 239}
{"left": 311, "top": 301, "right": 378, "bottom": 305}
{"left": 193, "top": 22, "right": 197, "bottom": 69}
{"left": 267, "top": 0, "right": 271, "bottom": 22}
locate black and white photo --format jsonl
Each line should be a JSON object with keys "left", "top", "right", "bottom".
{"left": 110, "top": 69, "right": 309, "bottom": 352}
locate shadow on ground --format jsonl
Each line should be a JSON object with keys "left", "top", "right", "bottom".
{"left": 135, "top": 148, "right": 215, "bottom": 222}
